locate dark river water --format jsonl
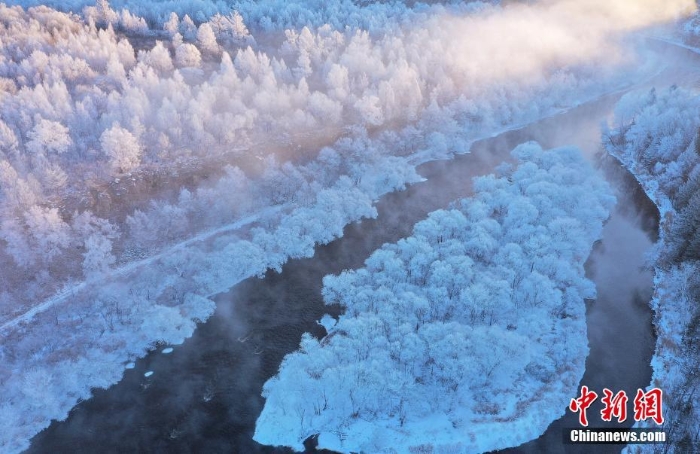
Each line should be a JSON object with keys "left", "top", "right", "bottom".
{"left": 27, "top": 89, "right": 660, "bottom": 454}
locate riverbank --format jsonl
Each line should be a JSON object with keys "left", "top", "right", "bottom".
{"left": 29, "top": 85, "right": 657, "bottom": 454}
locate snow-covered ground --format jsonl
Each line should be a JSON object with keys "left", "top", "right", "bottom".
{"left": 0, "top": 75, "right": 630, "bottom": 453}
{"left": 0, "top": 1, "right": 697, "bottom": 452}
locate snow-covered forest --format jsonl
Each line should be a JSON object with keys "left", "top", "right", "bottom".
{"left": 255, "top": 143, "right": 615, "bottom": 452}
{"left": 0, "top": 0, "right": 699, "bottom": 452}
{"left": 606, "top": 85, "right": 700, "bottom": 452}
{"left": 1, "top": 0, "right": 659, "bottom": 321}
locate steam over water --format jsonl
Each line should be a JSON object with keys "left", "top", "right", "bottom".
{"left": 27, "top": 87, "right": 660, "bottom": 453}
{"left": 13, "top": 0, "right": 696, "bottom": 453}
{"left": 500, "top": 168, "right": 658, "bottom": 454}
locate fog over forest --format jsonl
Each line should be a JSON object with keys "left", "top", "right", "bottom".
{"left": 0, "top": 0, "right": 699, "bottom": 453}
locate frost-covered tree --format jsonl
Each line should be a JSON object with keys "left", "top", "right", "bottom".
{"left": 197, "top": 23, "right": 219, "bottom": 55}
{"left": 71, "top": 211, "right": 119, "bottom": 276}
{"left": 26, "top": 118, "right": 72, "bottom": 155}
{"left": 137, "top": 41, "right": 174, "bottom": 73}
{"left": 82, "top": 233, "right": 115, "bottom": 276}
{"left": 0, "top": 3, "right": 691, "bottom": 453}
{"left": 606, "top": 86, "right": 700, "bottom": 453}
{"left": 175, "top": 42, "right": 202, "bottom": 68}
{"left": 180, "top": 14, "right": 197, "bottom": 40}
{"left": 0, "top": 120, "right": 18, "bottom": 154}
{"left": 2, "top": 204, "right": 73, "bottom": 268}
{"left": 85, "top": 0, "right": 119, "bottom": 28}
{"left": 33, "top": 155, "right": 68, "bottom": 191}
{"left": 99, "top": 124, "right": 141, "bottom": 174}
{"left": 163, "top": 12, "right": 179, "bottom": 36}
{"left": 255, "top": 143, "right": 615, "bottom": 453}
{"left": 210, "top": 11, "right": 254, "bottom": 46}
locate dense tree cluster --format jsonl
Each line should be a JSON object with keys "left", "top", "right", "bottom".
{"left": 0, "top": 1, "right": 642, "bottom": 323}
{"left": 607, "top": 86, "right": 700, "bottom": 264}
{"left": 15, "top": 0, "right": 494, "bottom": 34}
{"left": 606, "top": 86, "right": 700, "bottom": 453}
{"left": 255, "top": 143, "right": 615, "bottom": 453}
{"left": 0, "top": 171, "right": 383, "bottom": 454}
{"left": 0, "top": 1, "right": 689, "bottom": 452}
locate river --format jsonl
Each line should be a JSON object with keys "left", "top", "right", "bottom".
{"left": 28, "top": 39, "right": 700, "bottom": 452}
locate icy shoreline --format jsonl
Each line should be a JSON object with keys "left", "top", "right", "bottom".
{"left": 603, "top": 81, "right": 700, "bottom": 452}
{"left": 609, "top": 138, "right": 684, "bottom": 454}
{"left": 0, "top": 85, "right": 635, "bottom": 454}
{"left": 254, "top": 143, "right": 615, "bottom": 453}
{"left": 0, "top": 3, "right": 681, "bottom": 451}
{"left": 3, "top": 70, "right": 661, "bottom": 454}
